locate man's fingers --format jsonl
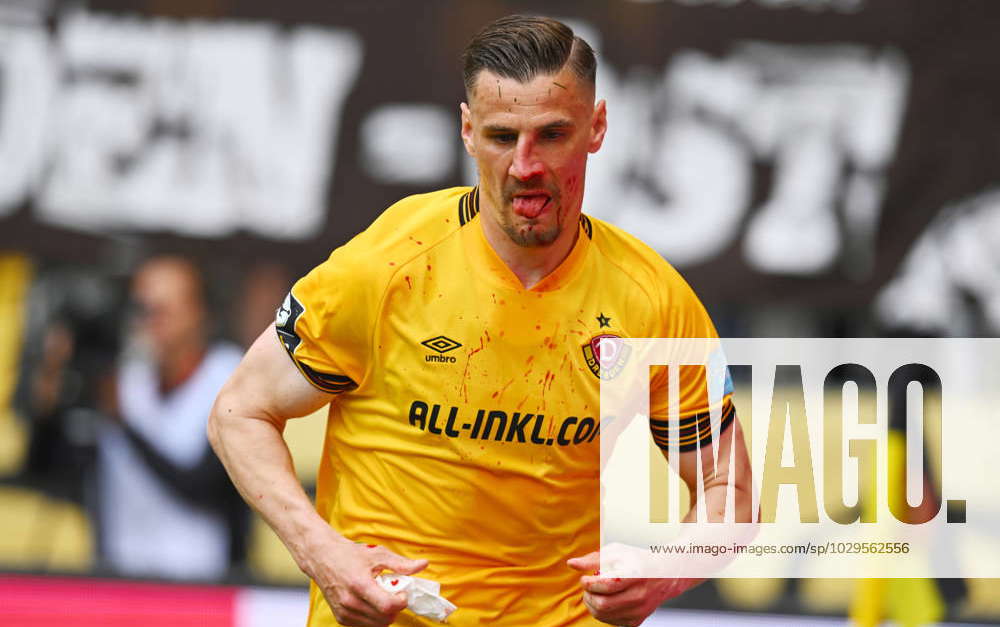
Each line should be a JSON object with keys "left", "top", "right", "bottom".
{"left": 339, "top": 607, "right": 391, "bottom": 627}
{"left": 581, "top": 591, "right": 599, "bottom": 617}
{"left": 355, "top": 578, "right": 409, "bottom": 617}
{"left": 372, "top": 547, "right": 429, "bottom": 576}
{"left": 338, "top": 605, "right": 387, "bottom": 627}
{"left": 581, "top": 588, "right": 645, "bottom": 627}
{"left": 580, "top": 574, "right": 634, "bottom": 594}
{"left": 566, "top": 550, "right": 600, "bottom": 572}
{"left": 351, "top": 545, "right": 427, "bottom": 617}
{"left": 325, "top": 588, "right": 393, "bottom": 627}
{"left": 390, "top": 556, "right": 429, "bottom": 575}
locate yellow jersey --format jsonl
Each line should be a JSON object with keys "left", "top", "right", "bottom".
{"left": 275, "top": 186, "right": 733, "bottom": 626}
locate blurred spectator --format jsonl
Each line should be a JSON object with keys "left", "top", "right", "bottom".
{"left": 237, "top": 262, "right": 292, "bottom": 350}
{"left": 14, "top": 270, "right": 121, "bottom": 504}
{"left": 96, "top": 256, "right": 245, "bottom": 580}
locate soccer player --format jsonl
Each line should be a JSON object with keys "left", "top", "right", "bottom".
{"left": 208, "top": 14, "right": 752, "bottom": 627}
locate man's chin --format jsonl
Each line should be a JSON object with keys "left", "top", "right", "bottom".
{"left": 507, "top": 224, "right": 561, "bottom": 248}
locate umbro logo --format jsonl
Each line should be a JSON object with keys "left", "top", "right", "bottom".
{"left": 422, "top": 335, "right": 461, "bottom": 363}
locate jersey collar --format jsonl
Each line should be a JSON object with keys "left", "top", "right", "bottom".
{"left": 462, "top": 188, "right": 593, "bottom": 293}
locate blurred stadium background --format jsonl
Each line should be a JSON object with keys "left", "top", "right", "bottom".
{"left": 1, "top": 0, "right": 999, "bottom": 624}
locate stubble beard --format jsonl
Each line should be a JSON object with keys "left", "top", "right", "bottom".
{"left": 499, "top": 186, "right": 563, "bottom": 248}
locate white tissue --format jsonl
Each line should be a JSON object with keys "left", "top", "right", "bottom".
{"left": 375, "top": 573, "right": 457, "bottom": 623}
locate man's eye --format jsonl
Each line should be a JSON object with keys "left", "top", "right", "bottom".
{"left": 542, "top": 130, "right": 565, "bottom": 140}
{"left": 492, "top": 133, "right": 516, "bottom": 144}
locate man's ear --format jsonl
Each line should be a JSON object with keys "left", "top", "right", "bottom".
{"left": 460, "top": 102, "right": 476, "bottom": 157}
{"left": 588, "top": 99, "right": 608, "bottom": 154}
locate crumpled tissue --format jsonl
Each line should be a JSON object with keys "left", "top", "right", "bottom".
{"left": 375, "top": 573, "right": 457, "bottom": 623}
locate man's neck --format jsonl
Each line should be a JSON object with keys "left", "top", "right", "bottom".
{"left": 479, "top": 211, "right": 579, "bottom": 290}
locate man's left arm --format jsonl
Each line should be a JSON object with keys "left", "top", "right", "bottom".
{"left": 568, "top": 417, "right": 753, "bottom": 626}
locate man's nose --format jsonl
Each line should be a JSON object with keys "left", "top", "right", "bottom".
{"left": 509, "top": 137, "right": 544, "bottom": 181}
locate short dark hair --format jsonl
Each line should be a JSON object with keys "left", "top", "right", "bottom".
{"left": 462, "top": 15, "right": 596, "bottom": 95}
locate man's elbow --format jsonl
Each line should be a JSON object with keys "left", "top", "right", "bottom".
{"left": 206, "top": 387, "right": 234, "bottom": 456}
{"left": 207, "top": 382, "right": 286, "bottom": 452}
{"left": 207, "top": 408, "right": 222, "bottom": 457}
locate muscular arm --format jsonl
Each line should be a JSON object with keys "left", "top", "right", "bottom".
{"left": 655, "top": 417, "right": 755, "bottom": 594}
{"left": 674, "top": 417, "right": 754, "bottom": 525}
{"left": 208, "top": 329, "right": 425, "bottom": 627}
{"left": 208, "top": 328, "right": 333, "bottom": 562}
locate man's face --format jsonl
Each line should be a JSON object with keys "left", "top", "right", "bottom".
{"left": 461, "top": 65, "right": 607, "bottom": 248}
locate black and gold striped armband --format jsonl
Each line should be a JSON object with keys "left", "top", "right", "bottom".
{"left": 649, "top": 399, "right": 736, "bottom": 453}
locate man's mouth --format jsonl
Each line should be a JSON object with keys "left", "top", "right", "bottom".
{"left": 512, "top": 193, "right": 551, "bottom": 219}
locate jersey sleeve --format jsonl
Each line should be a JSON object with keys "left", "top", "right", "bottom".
{"left": 648, "top": 278, "right": 736, "bottom": 453}
{"left": 275, "top": 246, "right": 375, "bottom": 395}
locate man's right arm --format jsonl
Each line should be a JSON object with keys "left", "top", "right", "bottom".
{"left": 208, "top": 328, "right": 426, "bottom": 627}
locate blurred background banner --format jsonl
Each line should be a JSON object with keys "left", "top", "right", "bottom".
{"left": 2, "top": 0, "right": 999, "bottom": 318}
{"left": 0, "top": 575, "right": 310, "bottom": 626}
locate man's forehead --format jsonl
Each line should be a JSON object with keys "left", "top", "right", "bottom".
{"left": 467, "top": 67, "right": 593, "bottom": 110}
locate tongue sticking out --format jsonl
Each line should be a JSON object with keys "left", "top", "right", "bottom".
{"left": 513, "top": 195, "right": 549, "bottom": 219}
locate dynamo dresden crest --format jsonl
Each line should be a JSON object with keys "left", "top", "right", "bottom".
{"left": 582, "top": 333, "right": 631, "bottom": 380}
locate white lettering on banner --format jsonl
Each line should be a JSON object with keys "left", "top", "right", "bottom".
{"left": 601, "top": 338, "right": 995, "bottom": 579}
{"left": 0, "top": 24, "right": 53, "bottom": 216}
{"left": 0, "top": 11, "right": 362, "bottom": 239}
{"left": 586, "top": 59, "right": 753, "bottom": 268}
{"left": 877, "top": 188, "right": 1000, "bottom": 335}
{"left": 586, "top": 43, "right": 908, "bottom": 275}
{"left": 360, "top": 104, "right": 455, "bottom": 185}
{"left": 2, "top": 12, "right": 909, "bottom": 268}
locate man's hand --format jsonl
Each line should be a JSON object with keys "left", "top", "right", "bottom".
{"left": 302, "top": 529, "right": 429, "bottom": 627}
{"left": 567, "top": 551, "right": 701, "bottom": 627}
